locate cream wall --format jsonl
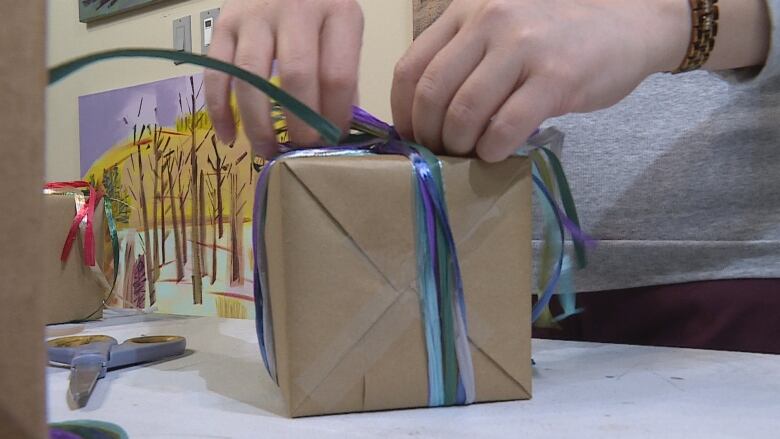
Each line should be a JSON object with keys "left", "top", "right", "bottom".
{"left": 46, "top": 0, "right": 412, "bottom": 180}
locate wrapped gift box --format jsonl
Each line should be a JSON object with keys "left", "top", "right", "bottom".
{"left": 262, "top": 154, "right": 532, "bottom": 417}
{"left": 43, "top": 194, "right": 108, "bottom": 324}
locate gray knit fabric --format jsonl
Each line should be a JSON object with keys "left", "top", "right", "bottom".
{"left": 540, "top": 2, "right": 780, "bottom": 292}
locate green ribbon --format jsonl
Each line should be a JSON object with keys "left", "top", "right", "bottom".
{"left": 48, "top": 48, "right": 341, "bottom": 145}
{"left": 414, "top": 145, "right": 458, "bottom": 405}
{"left": 102, "top": 197, "right": 120, "bottom": 287}
{"left": 535, "top": 148, "right": 587, "bottom": 269}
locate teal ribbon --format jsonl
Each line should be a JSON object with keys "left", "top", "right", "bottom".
{"left": 48, "top": 48, "right": 341, "bottom": 144}
{"left": 102, "top": 197, "right": 120, "bottom": 286}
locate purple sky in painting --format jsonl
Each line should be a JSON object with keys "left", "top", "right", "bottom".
{"left": 78, "top": 74, "right": 205, "bottom": 176}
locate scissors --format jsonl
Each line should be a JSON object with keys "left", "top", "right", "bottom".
{"left": 47, "top": 335, "right": 187, "bottom": 408}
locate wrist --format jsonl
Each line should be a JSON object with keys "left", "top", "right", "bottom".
{"left": 704, "top": 0, "right": 770, "bottom": 70}
{"left": 648, "top": 0, "right": 693, "bottom": 73}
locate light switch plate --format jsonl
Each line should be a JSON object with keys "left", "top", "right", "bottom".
{"left": 200, "top": 8, "right": 220, "bottom": 54}
{"left": 172, "top": 16, "right": 192, "bottom": 64}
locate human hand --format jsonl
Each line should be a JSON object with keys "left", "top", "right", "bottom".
{"left": 391, "top": 0, "right": 691, "bottom": 162}
{"left": 204, "top": 0, "right": 364, "bottom": 158}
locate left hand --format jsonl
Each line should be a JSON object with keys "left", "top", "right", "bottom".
{"left": 204, "top": 0, "right": 364, "bottom": 158}
{"left": 390, "top": 0, "right": 690, "bottom": 162}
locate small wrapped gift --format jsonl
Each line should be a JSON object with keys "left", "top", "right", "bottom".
{"left": 256, "top": 152, "right": 533, "bottom": 417}
{"left": 43, "top": 182, "right": 111, "bottom": 324}
{"left": 251, "top": 105, "right": 590, "bottom": 417}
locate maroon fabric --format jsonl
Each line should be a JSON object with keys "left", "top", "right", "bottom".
{"left": 532, "top": 279, "right": 780, "bottom": 354}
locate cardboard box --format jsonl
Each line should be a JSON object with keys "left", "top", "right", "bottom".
{"left": 43, "top": 195, "right": 107, "bottom": 324}
{"left": 0, "top": 0, "right": 47, "bottom": 437}
{"left": 264, "top": 154, "right": 532, "bottom": 417}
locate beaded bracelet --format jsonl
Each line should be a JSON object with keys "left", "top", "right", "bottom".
{"left": 673, "top": 0, "right": 720, "bottom": 73}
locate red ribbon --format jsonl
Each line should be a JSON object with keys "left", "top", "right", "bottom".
{"left": 44, "top": 181, "right": 104, "bottom": 267}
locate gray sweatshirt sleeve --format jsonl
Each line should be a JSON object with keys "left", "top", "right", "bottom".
{"left": 716, "top": 0, "right": 780, "bottom": 84}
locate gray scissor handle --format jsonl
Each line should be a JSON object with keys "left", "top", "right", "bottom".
{"left": 47, "top": 335, "right": 118, "bottom": 367}
{"left": 106, "top": 335, "right": 187, "bottom": 369}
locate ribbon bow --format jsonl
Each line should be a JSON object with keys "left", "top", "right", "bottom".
{"left": 44, "top": 181, "right": 104, "bottom": 267}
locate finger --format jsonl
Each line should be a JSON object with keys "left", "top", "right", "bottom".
{"left": 232, "top": 19, "right": 276, "bottom": 158}
{"left": 391, "top": 11, "right": 459, "bottom": 145}
{"left": 319, "top": 2, "right": 363, "bottom": 137}
{"left": 476, "top": 77, "right": 553, "bottom": 163}
{"left": 442, "top": 49, "right": 524, "bottom": 156}
{"left": 278, "top": 8, "right": 324, "bottom": 145}
{"left": 204, "top": 17, "right": 238, "bottom": 144}
{"left": 410, "top": 29, "right": 485, "bottom": 153}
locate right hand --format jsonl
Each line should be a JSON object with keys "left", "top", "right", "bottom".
{"left": 204, "top": 0, "right": 364, "bottom": 158}
{"left": 390, "top": 0, "right": 690, "bottom": 162}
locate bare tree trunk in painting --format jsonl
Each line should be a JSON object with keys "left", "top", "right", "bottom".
{"left": 166, "top": 157, "right": 184, "bottom": 281}
{"left": 187, "top": 77, "right": 203, "bottom": 305}
{"left": 205, "top": 176, "right": 218, "bottom": 285}
{"left": 133, "top": 125, "right": 156, "bottom": 305}
{"left": 229, "top": 171, "right": 246, "bottom": 286}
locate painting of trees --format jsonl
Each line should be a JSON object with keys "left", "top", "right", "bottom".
{"left": 79, "top": 0, "right": 167, "bottom": 23}
{"left": 80, "top": 72, "right": 262, "bottom": 319}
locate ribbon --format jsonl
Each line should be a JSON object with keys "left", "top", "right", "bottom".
{"left": 527, "top": 147, "right": 596, "bottom": 321}
{"left": 44, "top": 181, "right": 103, "bottom": 267}
{"left": 351, "top": 108, "right": 475, "bottom": 404}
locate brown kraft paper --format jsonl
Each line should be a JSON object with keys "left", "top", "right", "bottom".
{"left": 42, "top": 196, "right": 107, "bottom": 324}
{"left": 0, "top": 0, "right": 47, "bottom": 436}
{"left": 264, "top": 154, "right": 532, "bottom": 417}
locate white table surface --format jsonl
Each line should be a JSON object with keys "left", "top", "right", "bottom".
{"left": 46, "top": 314, "right": 780, "bottom": 439}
